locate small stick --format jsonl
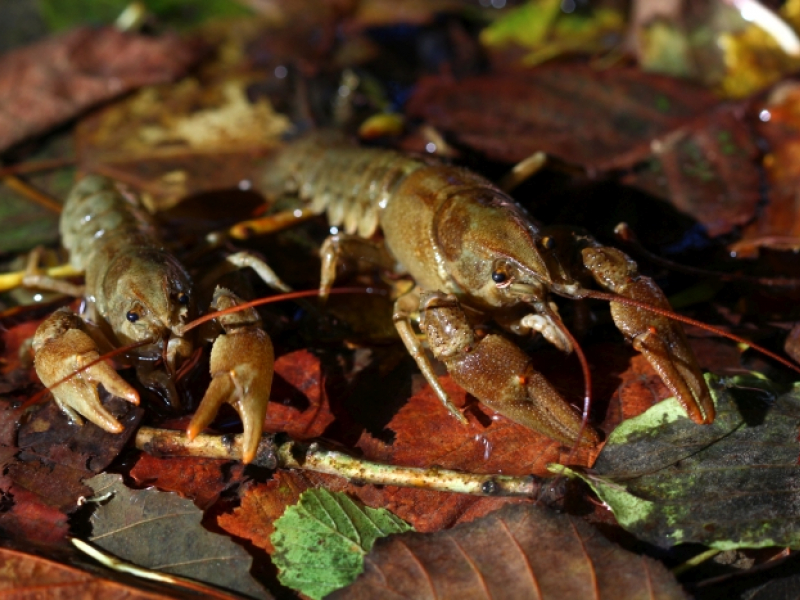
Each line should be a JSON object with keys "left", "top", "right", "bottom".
{"left": 134, "top": 427, "right": 544, "bottom": 497}
{"left": 0, "top": 263, "right": 81, "bottom": 293}
{"left": 0, "top": 157, "right": 74, "bottom": 178}
{"left": 3, "top": 175, "right": 63, "bottom": 213}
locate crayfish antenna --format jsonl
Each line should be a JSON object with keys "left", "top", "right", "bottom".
{"left": 178, "top": 287, "right": 382, "bottom": 334}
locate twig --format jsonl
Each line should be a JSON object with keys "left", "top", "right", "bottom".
{"left": 3, "top": 175, "right": 63, "bottom": 213}
{"left": 134, "top": 427, "right": 544, "bottom": 497}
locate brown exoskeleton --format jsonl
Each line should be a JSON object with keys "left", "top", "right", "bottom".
{"left": 26, "top": 175, "right": 283, "bottom": 463}
{"left": 256, "top": 132, "right": 717, "bottom": 448}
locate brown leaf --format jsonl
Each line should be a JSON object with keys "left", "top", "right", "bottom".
{"left": 623, "top": 106, "right": 761, "bottom": 237}
{"left": 0, "top": 26, "right": 201, "bottom": 152}
{"left": 406, "top": 65, "right": 717, "bottom": 169}
{"left": 17, "top": 397, "right": 142, "bottom": 473}
{"left": 0, "top": 546, "right": 189, "bottom": 599}
{"left": 129, "top": 454, "right": 246, "bottom": 510}
{"left": 329, "top": 503, "right": 687, "bottom": 600}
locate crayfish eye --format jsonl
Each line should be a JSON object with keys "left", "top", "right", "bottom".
{"left": 126, "top": 311, "right": 140, "bottom": 323}
{"left": 492, "top": 270, "right": 508, "bottom": 284}
{"left": 540, "top": 236, "right": 556, "bottom": 250}
{"left": 177, "top": 292, "right": 189, "bottom": 305}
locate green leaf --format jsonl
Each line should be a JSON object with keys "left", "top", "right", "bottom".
{"left": 480, "top": 0, "right": 562, "bottom": 49}
{"left": 38, "top": 0, "right": 253, "bottom": 32}
{"left": 553, "top": 374, "right": 800, "bottom": 550}
{"left": 270, "top": 488, "right": 412, "bottom": 600}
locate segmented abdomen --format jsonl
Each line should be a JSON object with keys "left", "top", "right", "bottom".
{"left": 60, "top": 175, "right": 160, "bottom": 272}
{"left": 259, "top": 132, "right": 425, "bottom": 238}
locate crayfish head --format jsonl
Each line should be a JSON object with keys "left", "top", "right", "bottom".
{"left": 437, "top": 192, "right": 569, "bottom": 309}
{"left": 101, "top": 249, "right": 194, "bottom": 356}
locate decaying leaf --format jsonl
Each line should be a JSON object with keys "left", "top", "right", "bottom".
{"left": 563, "top": 374, "right": 800, "bottom": 550}
{"left": 84, "top": 473, "right": 269, "bottom": 599}
{"left": 0, "top": 26, "right": 201, "bottom": 152}
{"left": 328, "top": 502, "right": 687, "bottom": 600}
{"left": 270, "top": 488, "right": 412, "bottom": 600}
{"left": 129, "top": 454, "right": 246, "bottom": 510}
{"left": 405, "top": 65, "right": 717, "bottom": 169}
{"left": 0, "top": 546, "right": 195, "bottom": 600}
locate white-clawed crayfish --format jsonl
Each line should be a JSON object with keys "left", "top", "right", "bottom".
{"left": 26, "top": 175, "right": 287, "bottom": 463}
{"left": 20, "top": 132, "right": 800, "bottom": 457}
{"left": 255, "top": 131, "right": 738, "bottom": 448}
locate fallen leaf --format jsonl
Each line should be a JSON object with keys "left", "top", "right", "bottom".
{"left": 623, "top": 105, "right": 761, "bottom": 237}
{"left": 328, "top": 502, "right": 687, "bottom": 600}
{"left": 270, "top": 488, "right": 412, "bottom": 600}
{"left": 85, "top": 473, "right": 269, "bottom": 599}
{"left": 388, "top": 374, "right": 596, "bottom": 477}
{"left": 129, "top": 454, "right": 247, "bottom": 510}
{"left": 0, "top": 26, "right": 202, "bottom": 152}
{"left": 405, "top": 65, "right": 718, "bottom": 169}
{"left": 217, "top": 471, "right": 305, "bottom": 554}
{"left": 262, "top": 350, "right": 335, "bottom": 439}
{"left": 0, "top": 546, "right": 196, "bottom": 600}
{"left": 568, "top": 374, "right": 800, "bottom": 549}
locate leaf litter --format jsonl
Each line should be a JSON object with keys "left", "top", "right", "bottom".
{"left": 6, "top": 1, "right": 800, "bottom": 598}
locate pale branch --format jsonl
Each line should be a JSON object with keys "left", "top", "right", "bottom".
{"left": 134, "top": 427, "right": 544, "bottom": 497}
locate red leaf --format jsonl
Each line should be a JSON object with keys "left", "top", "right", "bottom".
{"left": 263, "top": 350, "right": 335, "bottom": 439}
{"left": 130, "top": 454, "right": 246, "bottom": 510}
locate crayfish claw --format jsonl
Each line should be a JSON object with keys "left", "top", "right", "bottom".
{"left": 632, "top": 329, "right": 715, "bottom": 424}
{"left": 420, "top": 291, "right": 599, "bottom": 447}
{"left": 187, "top": 288, "right": 274, "bottom": 464}
{"left": 582, "top": 246, "right": 714, "bottom": 425}
{"left": 33, "top": 308, "right": 139, "bottom": 433}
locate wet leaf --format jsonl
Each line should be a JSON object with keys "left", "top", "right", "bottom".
{"left": 270, "top": 488, "right": 412, "bottom": 600}
{"left": 623, "top": 105, "right": 761, "bottom": 237}
{"left": 734, "top": 82, "right": 800, "bottom": 256}
{"left": 0, "top": 26, "right": 201, "bottom": 153}
{"left": 0, "top": 546, "right": 192, "bottom": 600}
{"left": 328, "top": 502, "right": 687, "bottom": 600}
{"left": 406, "top": 66, "right": 718, "bottom": 169}
{"left": 262, "top": 350, "right": 335, "bottom": 439}
{"left": 566, "top": 374, "right": 800, "bottom": 549}
{"left": 74, "top": 24, "right": 292, "bottom": 209}
{"left": 85, "top": 473, "right": 269, "bottom": 599}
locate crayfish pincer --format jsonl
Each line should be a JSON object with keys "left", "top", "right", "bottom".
{"left": 27, "top": 175, "right": 286, "bottom": 463}
{"left": 258, "top": 132, "right": 716, "bottom": 446}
